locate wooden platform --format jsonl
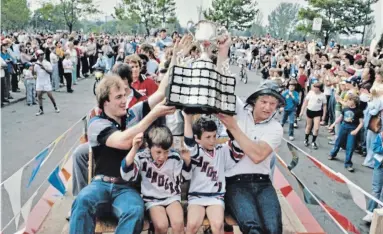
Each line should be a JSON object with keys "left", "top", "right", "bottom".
{"left": 94, "top": 189, "right": 307, "bottom": 234}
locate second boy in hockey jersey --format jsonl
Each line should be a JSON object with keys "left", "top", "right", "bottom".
{"left": 182, "top": 114, "right": 244, "bottom": 234}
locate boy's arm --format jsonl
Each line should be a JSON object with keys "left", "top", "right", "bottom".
{"left": 351, "top": 118, "right": 364, "bottom": 135}
{"left": 121, "top": 149, "right": 141, "bottom": 181}
{"left": 183, "top": 113, "right": 199, "bottom": 158}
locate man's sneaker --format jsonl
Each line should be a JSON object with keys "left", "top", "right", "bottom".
{"left": 362, "top": 212, "right": 373, "bottom": 223}
{"left": 304, "top": 140, "right": 309, "bottom": 147}
{"left": 328, "top": 140, "right": 335, "bottom": 145}
{"left": 312, "top": 142, "right": 318, "bottom": 150}
{"left": 346, "top": 166, "right": 354, "bottom": 172}
{"left": 55, "top": 107, "right": 60, "bottom": 113}
{"left": 293, "top": 123, "right": 298, "bottom": 128}
{"left": 297, "top": 117, "right": 301, "bottom": 121}
{"left": 289, "top": 136, "right": 295, "bottom": 141}
{"left": 36, "top": 110, "right": 44, "bottom": 116}
{"left": 328, "top": 155, "right": 334, "bottom": 160}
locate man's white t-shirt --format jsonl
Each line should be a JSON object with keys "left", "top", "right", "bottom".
{"left": 306, "top": 91, "right": 327, "bottom": 111}
{"left": 225, "top": 97, "right": 283, "bottom": 177}
{"left": 34, "top": 60, "right": 52, "bottom": 85}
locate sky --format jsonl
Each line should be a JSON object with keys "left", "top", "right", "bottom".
{"left": 29, "top": 0, "right": 381, "bottom": 28}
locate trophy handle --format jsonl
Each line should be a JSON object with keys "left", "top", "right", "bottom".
{"left": 186, "top": 20, "right": 196, "bottom": 41}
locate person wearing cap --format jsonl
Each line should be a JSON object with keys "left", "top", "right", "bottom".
{"left": 214, "top": 35, "right": 284, "bottom": 234}
{"left": 280, "top": 79, "right": 300, "bottom": 141}
{"left": 216, "top": 79, "right": 285, "bottom": 234}
{"left": 34, "top": 49, "right": 60, "bottom": 116}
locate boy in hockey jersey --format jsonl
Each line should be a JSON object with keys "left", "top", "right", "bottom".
{"left": 121, "top": 125, "right": 190, "bottom": 234}
{"left": 182, "top": 114, "right": 244, "bottom": 234}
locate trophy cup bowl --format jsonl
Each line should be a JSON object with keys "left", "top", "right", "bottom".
{"left": 187, "top": 20, "right": 228, "bottom": 62}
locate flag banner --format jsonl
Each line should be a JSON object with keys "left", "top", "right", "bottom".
{"left": 48, "top": 166, "right": 66, "bottom": 195}
{"left": 61, "top": 168, "right": 71, "bottom": 182}
{"left": 276, "top": 153, "right": 360, "bottom": 234}
{"left": 286, "top": 142, "right": 299, "bottom": 170}
{"left": 346, "top": 181, "right": 367, "bottom": 212}
{"left": 21, "top": 191, "right": 37, "bottom": 226}
{"left": 305, "top": 155, "right": 346, "bottom": 183}
{"left": 3, "top": 169, "right": 23, "bottom": 229}
{"left": 27, "top": 147, "right": 50, "bottom": 188}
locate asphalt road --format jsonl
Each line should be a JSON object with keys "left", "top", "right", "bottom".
{"left": 1, "top": 68, "right": 373, "bottom": 234}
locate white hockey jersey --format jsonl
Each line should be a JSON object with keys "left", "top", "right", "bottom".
{"left": 121, "top": 148, "right": 190, "bottom": 202}
{"left": 183, "top": 137, "right": 243, "bottom": 198}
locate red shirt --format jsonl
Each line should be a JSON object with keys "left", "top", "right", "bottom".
{"left": 298, "top": 74, "right": 307, "bottom": 89}
{"left": 131, "top": 77, "right": 158, "bottom": 97}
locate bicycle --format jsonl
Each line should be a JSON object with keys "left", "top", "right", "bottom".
{"left": 93, "top": 67, "right": 105, "bottom": 95}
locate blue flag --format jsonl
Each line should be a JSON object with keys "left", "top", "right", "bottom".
{"left": 48, "top": 166, "right": 66, "bottom": 195}
{"left": 27, "top": 147, "right": 49, "bottom": 188}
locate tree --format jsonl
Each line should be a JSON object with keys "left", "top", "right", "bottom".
{"left": 60, "top": 0, "right": 99, "bottom": 32}
{"left": 297, "top": 0, "right": 376, "bottom": 45}
{"left": 115, "top": 0, "right": 160, "bottom": 36}
{"left": 31, "top": 3, "right": 68, "bottom": 31}
{"left": 156, "top": 0, "right": 176, "bottom": 28}
{"left": 350, "top": 0, "right": 379, "bottom": 44}
{"left": 1, "top": 0, "right": 31, "bottom": 30}
{"left": 203, "top": 0, "right": 258, "bottom": 31}
{"left": 268, "top": 3, "right": 300, "bottom": 40}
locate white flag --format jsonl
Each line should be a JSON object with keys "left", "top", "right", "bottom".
{"left": 3, "top": 169, "right": 23, "bottom": 229}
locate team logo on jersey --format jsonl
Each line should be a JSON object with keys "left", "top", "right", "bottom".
{"left": 142, "top": 161, "right": 181, "bottom": 194}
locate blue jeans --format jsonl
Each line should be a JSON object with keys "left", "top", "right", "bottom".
{"left": 225, "top": 177, "right": 282, "bottom": 234}
{"left": 329, "top": 123, "right": 357, "bottom": 167}
{"left": 367, "top": 166, "right": 383, "bottom": 212}
{"left": 69, "top": 179, "right": 144, "bottom": 234}
{"left": 364, "top": 130, "right": 378, "bottom": 168}
{"left": 281, "top": 110, "right": 295, "bottom": 136}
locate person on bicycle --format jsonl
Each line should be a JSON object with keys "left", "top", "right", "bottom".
{"left": 92, "top": 50, "right": 107, "bottom": 73}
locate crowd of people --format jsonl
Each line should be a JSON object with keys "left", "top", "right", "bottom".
{"left": 1, "top": 27, "right": 383, "bottom": 233}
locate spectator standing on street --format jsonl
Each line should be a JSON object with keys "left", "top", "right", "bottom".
{"left": 34, "top": 50, "right": 60, "bottom": 116}
{"left": 1, "top": 56, "right": 8, "bottom": 106}
{"left": 328, "top": 95, "right": 364, "bottom": 172}
{"left": 63, "top": 52, "right": 74, "bottom": 93}
{"left": 281, "top": 79, "right": 300, "bottom": 141}
{"left": 50, "top": 47, "right": 60, "bottom": 91}
{"left": 23, "top": 63, "right": 36, "bottom": 106}
{"left": 67, "top": 42, "right": 78, "bottom": 85}
{"left": 363, "top": 130, "right": 383, "bottom": 223}
{"left": 300, "top": 82, "right": 327, "bottom": 150}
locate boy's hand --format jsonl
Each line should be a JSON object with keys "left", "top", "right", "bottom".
{"left": 182, "top": 111, "right": 193, "bottom": 122}
{"left": 152, "top": 100, "right": 176, "bottom": 117}
{"left": 132, "top": 133, "right": 143, "bottom": 149}
{"left": 350, "top": 130, "right": 358, "bottom": 136}
{"left": 328, "top": 124, "right": 334, "bottom": 130}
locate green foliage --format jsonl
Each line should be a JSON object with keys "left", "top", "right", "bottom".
{"left": 60, "top": 0, "right": 100, "bottom": 32}
{"left": 156, "top": 0, "right": 176, "bottom": 27}
{"left": 268, "top": 3, "right": 300, "bottom": 40}
{"left": 31, "top": 3, "right": 68, "bottom": 32}
{"left": 297, "top": 0, "right": 378, "bottom": 44}
{"left": 115, "top": 0, "right": 160, "bottom": 36}
{"left": 203, "top": 0, "right": 258, "bottom": 31}
{"left": 1, "top": 0, "right": 31, "bottom": 30}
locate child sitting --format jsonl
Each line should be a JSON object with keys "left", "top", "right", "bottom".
{"left": 121, "top": 125, "right": 189, "bottom": 234}
{"left": 182, "top": 114, "right": 244, "bottom": 234}
{"left": 328, "top": 94, "right": 364, "bottom": 172}
{"left": 280, "top": 79, "right": 299, "bottom": 141}
{"left": 23, "top": 63, "right": 36, "bottom": 106}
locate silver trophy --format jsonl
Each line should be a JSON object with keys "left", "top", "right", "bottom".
{"left": 187, "top": 20, "right": 228, "bottom": 62}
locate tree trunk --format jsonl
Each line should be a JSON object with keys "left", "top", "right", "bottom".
{"left": 324, "top": 32, "right": 329, "bottom": 46}
{"left": 361, "top": 24, "right": 366, "bottom": 45}
{"left": 68, "top": 23, "right": 73, "bottom": 33}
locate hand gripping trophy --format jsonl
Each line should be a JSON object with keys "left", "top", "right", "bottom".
{"left": 166, "top": 20, "right": 236, "bottom": 115}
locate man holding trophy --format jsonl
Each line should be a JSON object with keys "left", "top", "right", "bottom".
{"left": 166, "top": 21, "right": 284, "bottom": 234}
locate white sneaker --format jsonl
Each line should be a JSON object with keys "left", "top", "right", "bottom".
{"left": 362, "top": 212, "right": 373, "bottom": 223}
{"left": 297, "top": 117, "right": 301, "bottom": 121}
{"left": 289, "top": 136, "right": 295, "bottom": 141}
{"left": 36, "top": 109, "right": 44, "bottom": 116}
{"left": 55, "top": 107, "right": 60, "bottom": 113}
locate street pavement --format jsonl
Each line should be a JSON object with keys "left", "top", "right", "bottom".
{"left": 1, "top": 68, "right": 374, "bottom": 234}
